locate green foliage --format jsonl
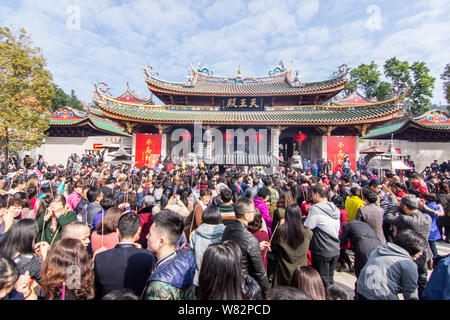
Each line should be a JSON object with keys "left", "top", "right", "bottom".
{"left": 384, "top": 57, "right": 411, "bottom": 84}
{"left": 51, "top": 85, "right": 83, "bottom": 112}
{"left": 441, "top": 63, "right": 450, "bottom": 105}
{"left": 383, "top": 57, "right": 435, "bottom": 115}
{"left": 344, "top": 57, "right": 436, "bottom": 116}
{"left": 373, "top": 81, "right": 393, "bottom": 101}
{"left": 0, "top": 26, "right": 55, "bottom": 159}
{"left": 344, "top": 61, "right": 393, "bottom": 100}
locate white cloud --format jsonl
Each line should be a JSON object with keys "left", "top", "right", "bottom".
{"left": 203, "top": 0, "right": 246, "bottom": 25}
{"left": 305, "top": 26, "right": 329, "bottom": 45}
{"left": 295, "top": 0, "right": 319, "bottom": 25}
{"left": 247, "top": 0, "right": 277, "bottom": 14}
{"left": 0, "top": 0, "right": 448, "bottom": 105}
{"left": 396, "top": 0, "right": 450, "bottom": 27}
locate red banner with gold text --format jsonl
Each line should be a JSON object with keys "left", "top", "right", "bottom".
{"left": 326, "top": 136, "right": 356, "bottom": 173}
{"left": 135, "top": 134, "right": 162, "bottom": 168}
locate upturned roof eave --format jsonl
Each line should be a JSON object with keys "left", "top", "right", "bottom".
{"left": 144, "top": 78, "right": 347, "bottom": 97}
{"left": 95, "top": 100, "right": 402, "bottom": 127}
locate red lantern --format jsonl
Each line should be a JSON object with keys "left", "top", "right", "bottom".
{"left": 294, "top": 133, "right": 307, "bottom": 142}
{"left": 223, "top": 132, "right": 234, "bottom": 141}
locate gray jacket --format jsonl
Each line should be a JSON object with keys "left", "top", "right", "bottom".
{"left": 356, "top": 242, "right": 419, "bottom": 300}
{"left": 384, "top": 209, "right": 432, "bottom": 261}
{"left": 304, "top": 201, "right": 341, "bottom": 257}
{"left": 189, "top": 223, "right": 225, "bottom": 286}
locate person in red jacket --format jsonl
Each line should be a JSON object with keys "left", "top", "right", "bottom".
{"left": 137, "top": 195, "right": 156, "bottom": 248}
{"left": 248, "top": 210, "right": 270, "bottom": 271}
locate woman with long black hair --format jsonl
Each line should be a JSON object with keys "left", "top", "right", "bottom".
{"left": 271, "top": 203, "right": 313, "bottom": 287}
{"left": 197, "top": 240, "right": 244, "bottom": 300}
{"left": 0, "top": 219, "right": 50, "bottom": 281}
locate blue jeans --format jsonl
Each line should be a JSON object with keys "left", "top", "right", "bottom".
{"left": 429, "top": 241, "right": 439, "bottom": 258}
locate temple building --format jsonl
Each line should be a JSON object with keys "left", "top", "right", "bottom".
{"left": 92, "top": 61, "right": 410, "bottom": 170}
{"left": 31, "top": 85, "right": 146, "bottom": 165}
{"left": 359, "top": 109, "right": 450, "bottom": 171}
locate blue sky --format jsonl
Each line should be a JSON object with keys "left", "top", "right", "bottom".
{"left": 1, "top": 0, "right": 449, "bottom": 105}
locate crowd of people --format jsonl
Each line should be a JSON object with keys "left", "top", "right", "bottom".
{"left": 0, "top": 153, "right": 449, "bottom": 300}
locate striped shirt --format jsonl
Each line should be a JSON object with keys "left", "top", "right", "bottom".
{"left": 218, "top": 203, "right": 236, "bottom": 225}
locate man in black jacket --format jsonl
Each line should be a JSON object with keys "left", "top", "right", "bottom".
{"left": 94, "top": 212, "right": 156, "bottom": 299}
{"left": 221, "top": 198, "right": 270, "bottom": 299}
{"left": 340, "top": 220, "right": 381, "bottom": 278}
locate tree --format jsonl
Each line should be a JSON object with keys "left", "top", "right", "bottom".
{"left": 68, "top": 89, "right": 84, "bottom": 110}
{"left": 344, "top": 61, "right": 393, "bottom": 101}
{"left": 345, "top": 58, "right": 436, "bottom": 115}
{"left": 0, "top": 26, "right": 54, "bottom": 164}
{"left": 384, "top": 57, "right": 435, "bottom": 115}
{"left": 441, "top": 63, "right": 450, "bottom": 105}
{"left": 51, "top": 84, "right": 83, "bottom": 112}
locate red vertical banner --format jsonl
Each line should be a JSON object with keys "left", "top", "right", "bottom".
{"left": 135, "top": 134, "right": 162, "bottom": 167}
{"left": 326, "top": 136, "right": 356, "bottom": 173}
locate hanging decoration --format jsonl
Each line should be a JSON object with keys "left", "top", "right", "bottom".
{"left": 294, "top": 132, "right": 307, "bottom": 145}
{"left": 252, "top": 132, "right": 264, "bottom": 144}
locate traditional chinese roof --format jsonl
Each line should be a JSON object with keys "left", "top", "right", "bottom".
{"left": 93, "top": 94, "right": 406, "bottom": 126}
{"left": 94, "top": 82, "right": 153, "bottom": 106}
{"left": 50, "top": 107, "right": 131, "bottom": 136}
{"left": 412, "top": 109, "right": 450, "bottom": 130}
{"left": 360, "top": 121, "right": 408, "bottom": 138}
{"left": 143, "top": 62, "right": 350, "bottom": 105}
{"left": 329, "top": 89, "right": 377, "bottom": 106}
{"left": 114, "top": 82, "right": 153, "bottom": 105}
{"left": 92, "top": 63, "right": 411, "bottom": 130}
{"left": 361, "top": 109, "right": 450, "bottom": 139}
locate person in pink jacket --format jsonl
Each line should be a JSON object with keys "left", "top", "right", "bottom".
{"left": 253, "top": 187, "right": 273, "bottom": 238}
{"left": 67, "top": 181, "right": 84, "bottom": 212}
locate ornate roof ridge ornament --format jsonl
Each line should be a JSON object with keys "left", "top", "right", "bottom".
{"left": 234, "top": 64, "right": 244, "bottom": 84}
{"left": 288, "top": 70, "right": 305, "bottom": 87}
{"left": 391, "top": 80, "right": 409, "bottom": 97}
{"left": 330, "top": 64, "right": 351, "bottom": 79}
{"left": 144, "top": 64, "right": 159, "bottom": 78}
{"left": 414, "top": 109, "right": 449, "bottom": 123}
{"left": 197, "top": 62, "right": 214, "bottom": 76}
{"left": 95, "top": 81, "right": 113, "bottom": 98}
{"left": 268, "top": 60, "right": 287, "bottom": 76}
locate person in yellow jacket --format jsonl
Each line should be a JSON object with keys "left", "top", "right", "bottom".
{"left": 345, "top": 187, "right": 364, "bottom": 221}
